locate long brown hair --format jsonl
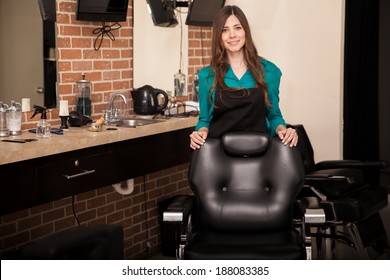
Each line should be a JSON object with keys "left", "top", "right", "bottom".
{"left": 210, "top": 5, "right": 271, "bottom": 107}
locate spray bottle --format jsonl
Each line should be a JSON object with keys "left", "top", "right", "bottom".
{"left": 31, "top": 105, "right": 51, "bottom": 138}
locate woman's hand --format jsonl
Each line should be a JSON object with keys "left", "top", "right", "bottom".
{"left": 276, "top": 125, "right": 298, "bottom": 147}
{"left": 190, "top": 129, "right": 208, "bottom": 150}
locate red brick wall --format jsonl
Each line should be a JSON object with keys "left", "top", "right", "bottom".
{"left": 1, "top": 1, "right": 212, "bottom": 260}
{"left": 0, "top": 164, "right": 192, "bottom": 259}
{"left": 187, "top": 26, "right": 212, "bottom": 99}
{"left": 22, "top": 0, "right": 133, "bottom": 130}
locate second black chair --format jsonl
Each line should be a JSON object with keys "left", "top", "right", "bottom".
{"left": 289, "top": 124, "right": 389, "bottom": 259}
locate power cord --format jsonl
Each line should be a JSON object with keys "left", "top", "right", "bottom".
{"left": 143, "top": 175, "right": 153, "bottom": 255}
{"left": 72, "top": 194, "right": 81, "bottom": 226}
{"left": 163, "top": 99, "right": 199, "bottom": 118}
{"left": 92, "top": 22, "right": 122, "bottom": 51}
{"left": 177, "top": 7, "right": 184, "bottom": 73}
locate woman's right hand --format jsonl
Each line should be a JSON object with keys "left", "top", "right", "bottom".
{"left": 190, "top": 129, "right": 208, "bottom": 150}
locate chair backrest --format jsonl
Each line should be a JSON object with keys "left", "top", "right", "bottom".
{"left": 287, "top": 124, "right": 316, "bottom": 173}
{"left": 188, "top": 132, "right": 305, "bottom": 233}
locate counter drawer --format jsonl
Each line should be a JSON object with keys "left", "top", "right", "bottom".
{"left": 37, "top": 150, "right": 116, "bottom": 202}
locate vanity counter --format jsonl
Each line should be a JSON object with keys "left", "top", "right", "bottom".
{"left": 0, "top": 116, "right": 197, "bottom": 215}
{"left": 0, "top": 116, "right": 197, "bottom": 165}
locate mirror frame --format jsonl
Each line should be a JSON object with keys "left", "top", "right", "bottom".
{"left": 40, "top": 0, "right": 57, "bottom": 109}
{"left": 43, "top": 19, "right": 57, "bottom": 109}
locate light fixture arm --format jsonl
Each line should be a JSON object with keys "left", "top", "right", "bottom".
{"left": 163, "top": 0, "right": 189, "bottom": 9}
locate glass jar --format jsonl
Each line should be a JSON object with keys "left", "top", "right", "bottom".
{"left": 75, "top": 74, "right": 92, "bottom": 117}
{"left": 8, "top": 100, "right": 22, "bottom": 135}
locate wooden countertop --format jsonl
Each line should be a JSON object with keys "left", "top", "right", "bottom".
{"left": 0, "top": 116, "right": 197, "bottom": 165}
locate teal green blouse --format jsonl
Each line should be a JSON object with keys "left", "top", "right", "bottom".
{"left": 195, "top": 57, "right": 286, "bottom": 137}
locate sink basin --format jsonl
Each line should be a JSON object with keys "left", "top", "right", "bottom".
{"left": 117, "top": 117, "right": 165, "bottom": 127}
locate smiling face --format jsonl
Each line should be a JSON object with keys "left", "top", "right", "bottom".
{"left": 221, "top": 14, "right": 246, "bottom": 55}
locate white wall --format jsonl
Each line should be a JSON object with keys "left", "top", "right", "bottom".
{"left": 226, "top": 0, "right": 345, "bottom": 161}
{"left": 133, "top": 0, "right": 188, "bottom": 94}
{"left": 134, "top": 0, "right": 345, "bottom": 162}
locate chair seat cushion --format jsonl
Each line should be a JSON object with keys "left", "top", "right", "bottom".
{"left": 184, "top": 230, "right": 306, "bottom": 260}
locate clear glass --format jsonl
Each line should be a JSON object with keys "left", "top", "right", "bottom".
{"left": 8, "top": 100, "right": 22, "bottom": 135}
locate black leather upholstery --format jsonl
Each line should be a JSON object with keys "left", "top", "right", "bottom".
{"left": 184, "top": 132, "right": 307, "bottom": 259}
{"left": 185, "top": 231, "right": 305, "bottom": 260}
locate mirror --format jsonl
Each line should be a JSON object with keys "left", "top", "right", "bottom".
{"left": 133, "top": 0, "right": 188, "bottom": 94}
{"left": 0, "top": 0, "right": 57, "bottom": 109}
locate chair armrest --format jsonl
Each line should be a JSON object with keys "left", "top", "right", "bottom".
{"left": 296, "top": 195, "right": 326, "bottom": 224}
{"left": 316, "top": 159, "right": 389, "bottom": 170}
{"left": 296, "top": 195, "right": 326, "bottom": 260}
{"left": 304, "top": 174, "right": 370, "bottom": 198}
{"left": 305, "top": 173, "right": 350, "bottom": 184}
{"left": 163, "top": 195, "right": 195, "bottom": 223}
{"left": 162, "top": 195, "right": 195, "bottom": 259}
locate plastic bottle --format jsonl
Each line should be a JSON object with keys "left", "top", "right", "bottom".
{"left": 174, "top": 70, "right": 186, "bottom": 96}
{"left": 31, "top": 105, "right": 51, "bottom": 138}
{"left": 8, "top": 100, "right": 22, "bottom": 135}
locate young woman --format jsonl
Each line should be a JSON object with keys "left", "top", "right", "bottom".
{"left": 190, "top": 5, "right": 298, "bottom": 150}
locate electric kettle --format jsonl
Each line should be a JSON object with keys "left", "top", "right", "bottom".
{"left": 131, "top": 85, "right": 169, "bottom": 115}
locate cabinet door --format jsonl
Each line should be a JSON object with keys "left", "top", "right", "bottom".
{"left": 0, "top": 161, "right": 37, "bottom": 215}
{"left": 36, "top": 150, "right": 115, "bottom": 202}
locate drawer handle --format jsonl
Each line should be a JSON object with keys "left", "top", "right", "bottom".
{"left": 63, "top": 169, "right": 96, "bottom": 180}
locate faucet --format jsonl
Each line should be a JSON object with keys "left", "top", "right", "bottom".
{"left": 106, "top": 93, "right": 128, "bottom": 123}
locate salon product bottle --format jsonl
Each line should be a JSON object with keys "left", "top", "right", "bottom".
{"left": 174, "top": 70, "right": 186, "bottom": 96}
{"left": 75, "top": 74, "right": 92, "bottom": 117}
{"left": 31, "top": 105, "right": 51, "bottom": 138}
{"left": 8, "top": 100, "right": 22, "bottom": 135}
{"left": 0, "top": 101, "right": 10, "bottom": 137}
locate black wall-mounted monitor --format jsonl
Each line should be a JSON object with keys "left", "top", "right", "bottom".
{"left": 76, "top": 0, "right": 129, "bottom": 22}
{"left": 186, "top": 0, "right": 226, "bottom": 27}
{"left": 146, "top": 0, "right": 178, "bottom": 27}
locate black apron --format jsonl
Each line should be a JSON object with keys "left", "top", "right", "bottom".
{"left": 208, "top": 87, "right": 267, "bottom": 138}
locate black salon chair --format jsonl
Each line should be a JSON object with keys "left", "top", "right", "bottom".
{"left": 288, "top": 124, "right": 389, "bottom": 259}
{"left": 163, "top": 132, "right": 314, "bottom": 260}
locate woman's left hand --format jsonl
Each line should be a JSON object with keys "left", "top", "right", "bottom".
{"left": 276, "top": 126, "right": 298, "bottom": 147}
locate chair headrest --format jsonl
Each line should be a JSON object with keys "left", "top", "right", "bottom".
{"left": 221, "top": 132, "right": 270, "bottom": 157}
